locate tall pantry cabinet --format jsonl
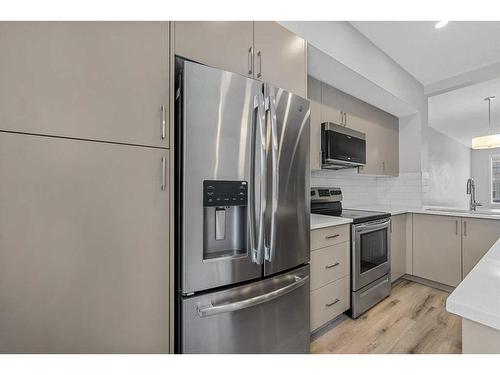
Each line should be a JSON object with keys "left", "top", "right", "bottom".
{"left": 0, "top": 22, "right": 170, "bottom": 353}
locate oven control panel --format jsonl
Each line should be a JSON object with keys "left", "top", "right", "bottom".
{"left": 311, "top": 187, "right": 343, "bottom": 202}
{"left": 203, "top": 180, "right": 248, "bottom": 207}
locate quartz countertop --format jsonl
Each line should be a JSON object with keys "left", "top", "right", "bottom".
{"left": 310, "top": 214, "right": 352, "bottom": 230}
{"left": 344, "top": 205, "right": 500, "bottom": 220}
{"left": 446, "top": 238, "right": 500, "bottom": 330}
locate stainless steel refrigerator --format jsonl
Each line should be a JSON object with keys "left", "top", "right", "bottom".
{"left": 174, "top": 58, "right": 311, "bottom": 353}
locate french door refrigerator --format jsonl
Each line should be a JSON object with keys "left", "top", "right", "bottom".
{"left": 175, "top": 58, "right": 311, "bottom": 353}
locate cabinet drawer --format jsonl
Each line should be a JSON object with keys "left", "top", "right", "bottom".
{"left": 311, "top": 224, "right": 349, "bottom": 250}
{"left": 310, "top": 242, "right": 350, "bottom": 290}
{"left": 310, "top": 276, "right": 350, "bottom": 332}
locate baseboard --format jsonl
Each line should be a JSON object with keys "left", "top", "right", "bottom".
{"left": 310, "top": 313, "right": 350, "bottom": 341}
{"left": 402, "top": 274, "right": 455, "bottom": 293}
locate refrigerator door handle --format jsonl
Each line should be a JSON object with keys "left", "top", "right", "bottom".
{"left": 265, "top": 94, "right": 278, "bottom": 263}
{"left": 250, "top": 92, "right": 266, "bottom": 265}
{"left": 196, "top": 274, "right": 309, "bottom": 317}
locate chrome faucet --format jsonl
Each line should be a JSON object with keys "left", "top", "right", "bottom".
{"left": 466, "top": 178, "right": 482, "bottom": 211}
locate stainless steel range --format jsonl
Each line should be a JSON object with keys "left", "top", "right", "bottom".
{"left": 311, "top": 187, "right": 391, "bottom": 318}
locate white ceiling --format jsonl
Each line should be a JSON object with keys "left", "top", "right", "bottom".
{"left": 428, "top": 78, "right": 500, "bottom": 147}
{"left": 350, "top": 21, "right": 500, "bottom": 85}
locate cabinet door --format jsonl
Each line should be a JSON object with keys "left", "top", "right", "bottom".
{"left": 254, "top": 22, "right": 307, "bottom": 96}
{"left": 412, "top": 214, "right": 462, "bottom": 287}
{"left": 174, "top": 21, "right": 253, "bottom": 78}
{"left": 462, "top": 218, "right": 500, "bottom": 277}
{"left": 351, "top": 115, "right": 383, "bottom": 175}
{"left": 0, "top": 132, "right": 169, "bottom": 353}
{"left": 320, "top": 84, "right": 343, "bottom": 125}
{"left": 0, "top": 22, "right": 169, "bottom": 148}
{"left": 390, "top": 214, "right": 407, "bottom": 281}
{"left": 308, "top": 76, "right": 322, "bottom": 170}
{"left": 378, "top": 121, "right": 399, "bottom": 176}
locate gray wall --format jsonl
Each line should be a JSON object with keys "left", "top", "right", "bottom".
{"left": 471, "top": 148, "right": 500, "bottom": 209}
{"left": 424, "top": 127, "right": 471, "bottom": 208}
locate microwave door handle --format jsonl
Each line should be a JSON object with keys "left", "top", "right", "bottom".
{"left": 250, "top": 93, "right": 265, "bottom": 265}
{"left": 265, "top": 95, "right": 278, "bottom": 263}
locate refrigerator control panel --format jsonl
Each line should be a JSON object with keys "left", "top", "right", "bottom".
{"left": 203, "top": 180, "right": 248, "bottom": 207}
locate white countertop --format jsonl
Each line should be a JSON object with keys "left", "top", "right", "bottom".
{"left": 446, "top": 238, "right": 500, "bottom": 330}
{"left": 310, "top": 214, "right": 352, "bottom": 230}
{"left": 344, "top": 205, "right": 500, "bottom": 220}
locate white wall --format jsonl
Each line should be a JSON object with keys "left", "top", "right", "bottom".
{"left": 283, "top": 21, "right": 471, "bottom": 208}
{"left": 279, "top": 21, "right": 424, "bottom": 110}
{"left": 471, "top": 149, "right": 500, "bottom": 209}
{"left": 423, "top": 127, "right": 471, "bottom": 208}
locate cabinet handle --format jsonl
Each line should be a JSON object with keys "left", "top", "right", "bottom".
{"left": 319, "top": 151, "right": 322, "bottom": 167}
{"left": 344, "top": 112, "right": 347, "bottom": 126}
{"left": 161, "top": 105, "right": 166, "bottom": 140}
{"left": 382, "top": 161, "right": 385, "bottom": 174}
{"left": 325, "top": 262, "right": 340, "bottom": 269}
{"left": 455, "top": 220, "right": 458, "bottom": 235}
{"left": 257, "top": 51, "right": 262, "bottom": 78}
{"left": 248, "top": 46, "right": 253, "bottom": 75}
{"left": 161, "top": 156, "right": 166, "bottom": 191}
{"left": 464, "top": 220, "right": 467, "bottom": 237}
{"left": 340, "top": 111, "right": 344, "bottom": 125}
{"left": 390, "top": 220, "right": 392, "bottom": 233}
{"left": 325, "top": 299, "right": 340, "bottom": 308}
{"left": 325, "top": 234, "right": 340, "bottom": 239}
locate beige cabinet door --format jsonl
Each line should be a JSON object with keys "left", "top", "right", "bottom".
{"left": 0, "top": 132, "right": 169, "bottom": 353}
{"left": 390, "top": 214, "right": 407, "bottom": 281}
{"left": 412, "top": 214, "right": 462, "bottom": 287}
{"left": 320, "top": 84, "right": 343, "bottom": 125}
{"left": 308, "top": 76, "right": 322, "bottom": 170}
{"left": 254, "top": 22, "right": 307, "bottom": 97}
{"left": 378, "top": 121, "right": 399, "bottom": 176}
{"left": 462, "top": 218, "right": 500, "bottom": 277}
{"left": 174, "top": 21, "right": 253, "bottom": 78}
{"left": 351, "top": 115, "right": 383, "bottom": 175}
{"left": 0, "top": 22, "right": 169, "bottom": 148}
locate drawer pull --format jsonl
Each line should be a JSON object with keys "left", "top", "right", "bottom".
{"left": 325, "top": 262, "right": 340, "bottom": 269}
{"left": 325, "top": 234, "right": 340, "bottom": 239}
{"left": 325, "top": 298, "right": 340, "bottom": 308}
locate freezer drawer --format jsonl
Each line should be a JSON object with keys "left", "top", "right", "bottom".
{"left": 181, "top": 265, "right": 310, "bottom": 353}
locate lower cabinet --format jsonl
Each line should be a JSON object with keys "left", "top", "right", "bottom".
{"left": 462, "top": 218, "right": 500, "bottom": 277}
{"left": 310, "top": 276, "right": 350, "bottom": 332}
{"left": 390, "top": 214, "right": 408, "bottom": 282}
{"left": 310, "top": 224, "right": 351, "bottom": 332}
{"left": 0, "top": 132, "right": 170, "bottom": 353}
{"left": 412, "top": 214, "right": 462, "bottom": 287}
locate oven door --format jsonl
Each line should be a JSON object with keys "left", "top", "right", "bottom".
{"left": 352, "top": 218, "right": 391, "bottom": 291}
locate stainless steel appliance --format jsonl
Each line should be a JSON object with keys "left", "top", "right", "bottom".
{"left": 321, "top": 122, "right": 366, "bottom": 169}
{"left": 310, "top": 187, "right": 391, "bottom": 318}
{"left": 175, "top": 58, "right": 311, "bottom": 353}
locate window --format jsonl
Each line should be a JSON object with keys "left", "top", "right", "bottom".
{"left": 492, "top": 155, "right": 500, "bottom": 203}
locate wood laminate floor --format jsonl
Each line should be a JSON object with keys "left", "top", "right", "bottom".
{"left": 311, "top": 279, "right": 462, "bottom": 354}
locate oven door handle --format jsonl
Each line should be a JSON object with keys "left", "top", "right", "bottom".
{"left": 354, "top": 219, "right": 390, "bottom": 234}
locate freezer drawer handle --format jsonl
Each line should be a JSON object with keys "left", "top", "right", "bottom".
{"left": 196, "top": 274, "right": 309, "bottom": 318}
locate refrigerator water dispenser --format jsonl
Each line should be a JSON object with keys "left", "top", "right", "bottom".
{"left": 203, "top": 180, "right": 248, "bottom": 261}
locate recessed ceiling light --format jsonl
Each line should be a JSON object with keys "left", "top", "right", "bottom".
{"left": 435, "top": 21, "right": 449, "bottom": 29}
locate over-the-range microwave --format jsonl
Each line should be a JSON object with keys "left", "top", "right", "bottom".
{"left": 321, "top": 122, "right": 366, "bottom": 169}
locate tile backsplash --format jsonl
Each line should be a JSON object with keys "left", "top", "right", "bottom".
{"left": 311, "top": 169, "right": 423, "bottom": 208}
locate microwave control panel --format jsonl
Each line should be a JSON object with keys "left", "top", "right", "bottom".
{"left": 203, "top": 180, "right": 248, "bottom": 207}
